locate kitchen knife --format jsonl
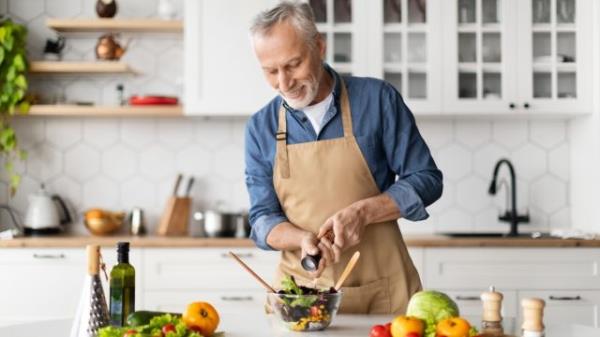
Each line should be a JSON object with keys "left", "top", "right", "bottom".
{"left": 184, "top": 177, "right": 195, "bottom": 197}
{"left": 172, "top": 174, "right": 183, "bottom": 197}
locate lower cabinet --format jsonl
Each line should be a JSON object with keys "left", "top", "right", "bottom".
{"left": 1, "top": 245, "right": 599, "bottom": 328}
{"left": 0, "top": 247, "right": 142, "bottom": 326}
{"left": 145, "top": 290, "right": 268, "bottom": 316}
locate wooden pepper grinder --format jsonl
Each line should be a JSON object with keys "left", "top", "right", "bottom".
{"left": 480, "top": 286, "right": 504, "bottom": 336}
{"left": 521, "top": 298, "right": 545, "bottom": 337}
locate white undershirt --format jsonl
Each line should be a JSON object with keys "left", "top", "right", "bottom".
{"left": 301, "top": 93, "right": 334, "bottom": 135}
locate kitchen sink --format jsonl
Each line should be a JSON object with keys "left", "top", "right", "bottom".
{"left": 439, "top": 232, "right": 549, "bottom": 238}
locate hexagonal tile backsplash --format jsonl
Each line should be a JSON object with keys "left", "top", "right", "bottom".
{"left": 0, "top": 0, "right": 570, "bottom": 235}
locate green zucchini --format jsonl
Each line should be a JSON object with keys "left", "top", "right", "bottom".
{"left": 126, "top": 310, "right": 181, "bottom": 327}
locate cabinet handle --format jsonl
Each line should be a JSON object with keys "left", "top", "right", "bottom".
{"left": 221, "top": 253, "right": 253, "bottom": 258}
{"left": 220, "top": 296, "right": 254, "bottom": 301}
{"left": 33, "top": 253, "right": 66, "bottom": 259}
{"left": 509, "top": 103, "right": 516, "bottom": 109}
{"left": 455, "top": 295, "right": 480, "bottom": 301}
{"left": 523, "top": 102, "right": 530, "bottom": 109}
{"left": 549, "top": 295, "right": 581, "bottom": 301}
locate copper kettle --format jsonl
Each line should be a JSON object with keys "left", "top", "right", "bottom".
{"left": 95, "top": 34, "right": 127, "bottom": 61}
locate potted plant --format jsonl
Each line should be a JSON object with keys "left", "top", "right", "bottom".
{"left": 0, "top": 17, "right": 29, "bottom": 195}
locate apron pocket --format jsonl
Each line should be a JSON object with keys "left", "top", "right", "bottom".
{"left": 338, "top": 277, "right": 391, "bottom": 314}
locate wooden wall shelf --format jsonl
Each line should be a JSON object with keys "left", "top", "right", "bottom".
{"left": 27, "top": 105, "right": 183, "bottom": 117}
{"left": 46, "top": 18, "right": 183, "bottom": 33}
{"left": 29, "top": 61, "right": 136, "bottom": 74}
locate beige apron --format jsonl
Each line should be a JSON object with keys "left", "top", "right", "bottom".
{"left": 272, "top": 79, "right": 422, "bottom": 314}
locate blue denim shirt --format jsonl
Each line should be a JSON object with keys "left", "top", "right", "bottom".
{"left": 245, "top": 65, "right": 443, "bottom": 250}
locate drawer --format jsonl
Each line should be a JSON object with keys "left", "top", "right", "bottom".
{"left": 424, "top": 248, "right": 600, "bottom": 290}
{"left": 144, "top": 290, "right": 267, "bottom": 316}
{"left": 143, "top": 248, "right": 279, "bottom": 290}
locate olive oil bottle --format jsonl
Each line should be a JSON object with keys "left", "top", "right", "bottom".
{"left": 109, "top": 242, "right": 135, "bottom": 326}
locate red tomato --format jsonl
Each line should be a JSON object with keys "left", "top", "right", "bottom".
{"left": 370, "top": 324, "right": 392, "bottom": 337}
{"left": 123, "top": 329, "right": 137, "bottom": 337}
{"left": 162, "top": 323, "right": 176, "bottom": 335}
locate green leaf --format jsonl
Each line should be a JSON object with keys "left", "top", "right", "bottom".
{"left": 0, "top": 47, "right": 4, "bottom": 65}
{"left": 14, "top": 74, "right": 26, "bottom": 89}
{"left": 3, "top": 33, "right": 13, "bottom": 51}
{"left": 281, "top": 275, "right": 303, "bottom": 295}
{"left": 13, "top": 54, "right": 24, "bottom": 71}
{"left": 290, "top": 294, "right": 318, "bottom": 308}
{"left": 18, "top": 101, "right": 30, "bottom": 114}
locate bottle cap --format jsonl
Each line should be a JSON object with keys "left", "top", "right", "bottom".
{"left": 117, "top": 241, "right": 130, "bottom": 254}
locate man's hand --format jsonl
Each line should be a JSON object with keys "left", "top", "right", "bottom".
{"left": 300, "top": 232, "right": 336, "bottom": 278}
{"left": 317, "top": 204, "right": 368, "bottom": 254}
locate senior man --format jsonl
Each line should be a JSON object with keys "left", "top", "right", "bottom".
{"left": 244, "top": 1, "right": 442, "bottom": 314}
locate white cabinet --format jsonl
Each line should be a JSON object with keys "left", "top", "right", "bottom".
{"left": 145, "top": 290, "right": 267, "bottom": 316}
{"left": 442, "top": 0, "right": 594, "bottom": 115}
{"left": 424, "top": 248, "right": 600, "bottom": 332}
{"left": 0, "top": 247, "right": 142, "bottom": 326}
{"left": 183, "top": 0, "right": 278, "bottom": 115}
{"left": 518, "top": 290, "right": 600, "bottom": 328}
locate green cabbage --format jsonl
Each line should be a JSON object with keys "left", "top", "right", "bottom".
{"left": 406, "top": 290, "right": 460, "bottom": 337}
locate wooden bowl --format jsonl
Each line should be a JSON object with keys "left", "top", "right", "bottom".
{"left": 84, "top": 212, "right": 124, "bottom": 236}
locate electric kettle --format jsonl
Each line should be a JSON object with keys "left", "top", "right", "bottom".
{"left": 24, "top": 184, "right": 72, "bottom": 235}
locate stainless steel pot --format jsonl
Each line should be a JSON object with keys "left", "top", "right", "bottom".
{"left": 193, "top": 210, "right": 248, "bottom": 238}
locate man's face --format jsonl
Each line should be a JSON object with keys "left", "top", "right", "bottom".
{"left": 253, "top": 21, "right": 325, "bottom": 109}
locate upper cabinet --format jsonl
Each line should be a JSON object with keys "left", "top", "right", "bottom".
{"left": 442, "top": 0, "right": 593, "bottom": 115}
{"left": 183, "top": 0, "right": 595, "bottom": 116}
{"left": 183, "top": 0, "right": 278, "bottom": 115}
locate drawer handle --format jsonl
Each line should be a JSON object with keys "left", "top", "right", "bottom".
{"left": 455, "top": 296, "right": 480, "bottom": 301}
{"left": 33, "top": 253, "right": 66, "bottom": 259}
{"left": 549, "top": 295, "right": 581, "bottom": 301}
{"left": 221, "top": 253, "right": 253, "bottom": 258}
{"left": 221, "top": 296, "right": 254, "bottom": 302}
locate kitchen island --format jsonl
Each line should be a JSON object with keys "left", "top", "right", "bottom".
{"left": 1, "top": 314, "right": 599, "bottom": 337}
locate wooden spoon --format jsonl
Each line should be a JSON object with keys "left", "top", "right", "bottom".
{"left": 228, "top": 251, "right": 276, "bottom": 293}
{"left": 334, "top": 251, "right": 360, "bottom": 291}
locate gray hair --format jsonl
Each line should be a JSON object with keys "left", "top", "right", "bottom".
{"left": 250, "top": 1, "right": 320, "bottom": 50}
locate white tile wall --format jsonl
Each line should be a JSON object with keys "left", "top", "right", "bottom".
{"left": 0, "top": 0, "right": 570, "bottom": 236}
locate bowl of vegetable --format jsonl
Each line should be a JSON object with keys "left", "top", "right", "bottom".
{"left": 268, "top": 275, "right": 342, "bottom": 332}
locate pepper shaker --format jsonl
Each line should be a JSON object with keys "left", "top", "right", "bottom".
{"left": 480, "top": 286, "right": 504, "bottom": 336}
{"left": 521, "top": 297, "right": 545, "bottom": 337}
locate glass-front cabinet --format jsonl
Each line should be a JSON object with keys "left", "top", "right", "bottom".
{"left": 309, "top": 0, "right": 363, "bottom": 76}
{"left": 516, "top": 0, "right": 592, "bottom": 114}
{"left": 366, "top": 0, "right": 442, "bottom": 114}
{"left": 442, "top": 0, "right": 592, "bottom": 115}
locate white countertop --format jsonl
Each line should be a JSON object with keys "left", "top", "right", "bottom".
{"left": 2, "top": 314, "right": 599, "bottom": 337}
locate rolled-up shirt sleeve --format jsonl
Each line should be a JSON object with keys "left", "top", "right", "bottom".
{"left": 245, "top": 119, "right": 288, "bottom": 250}
{"left": 381, "top": 83, "right": 443, "bottom": 221}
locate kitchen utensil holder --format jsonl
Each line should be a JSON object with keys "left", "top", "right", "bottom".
{"left": 157, "top": 196, "right": 190, "bottom": 236}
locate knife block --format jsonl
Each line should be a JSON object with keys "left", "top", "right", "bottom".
{"left": 157, "top": 196, "right": 191, "bottom": 236}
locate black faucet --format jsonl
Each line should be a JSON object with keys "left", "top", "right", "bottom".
{"left": 488, "top": 158, "right": 529, "bottom": 236}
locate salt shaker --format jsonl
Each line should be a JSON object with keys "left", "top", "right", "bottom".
{"left": 480, "top": 286, "right": 504, "bottom": 336}
{"left": 521, "top": 297, "right": 545, "bottom": 337}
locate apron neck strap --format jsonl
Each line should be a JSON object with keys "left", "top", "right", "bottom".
{"left": 277, "top": 78, "right": 353, "bottom": 138}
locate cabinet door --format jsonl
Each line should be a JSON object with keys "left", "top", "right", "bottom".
{"left": 183, "top": 0, "right": 279, "bottom": 115}
{"left": 143, "top": 248, "right": 279, "bottom": 290}
{"left": 307, "top": 0, "right": 366, "bottom": 76}
{"left": 364, "top": 0, "right": 442, "bottom": 114}
{"left": 516, "top": 0, "right": 593, "bottom": 114}
{"left": 0, "top": 249, "right": 84, "bottom": 325}
{"left": 518, "top": 290, "right": 600, "bottom": 328}
{"left": 442, "top": 0, "right": 518, "bottom": 114}
{"left": 145, "top": 290, "right": 267, "bottom": 316}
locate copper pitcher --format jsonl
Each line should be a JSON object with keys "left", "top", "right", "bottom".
{"left": 95, "top": 34, "right": 127, "bottom": 61}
